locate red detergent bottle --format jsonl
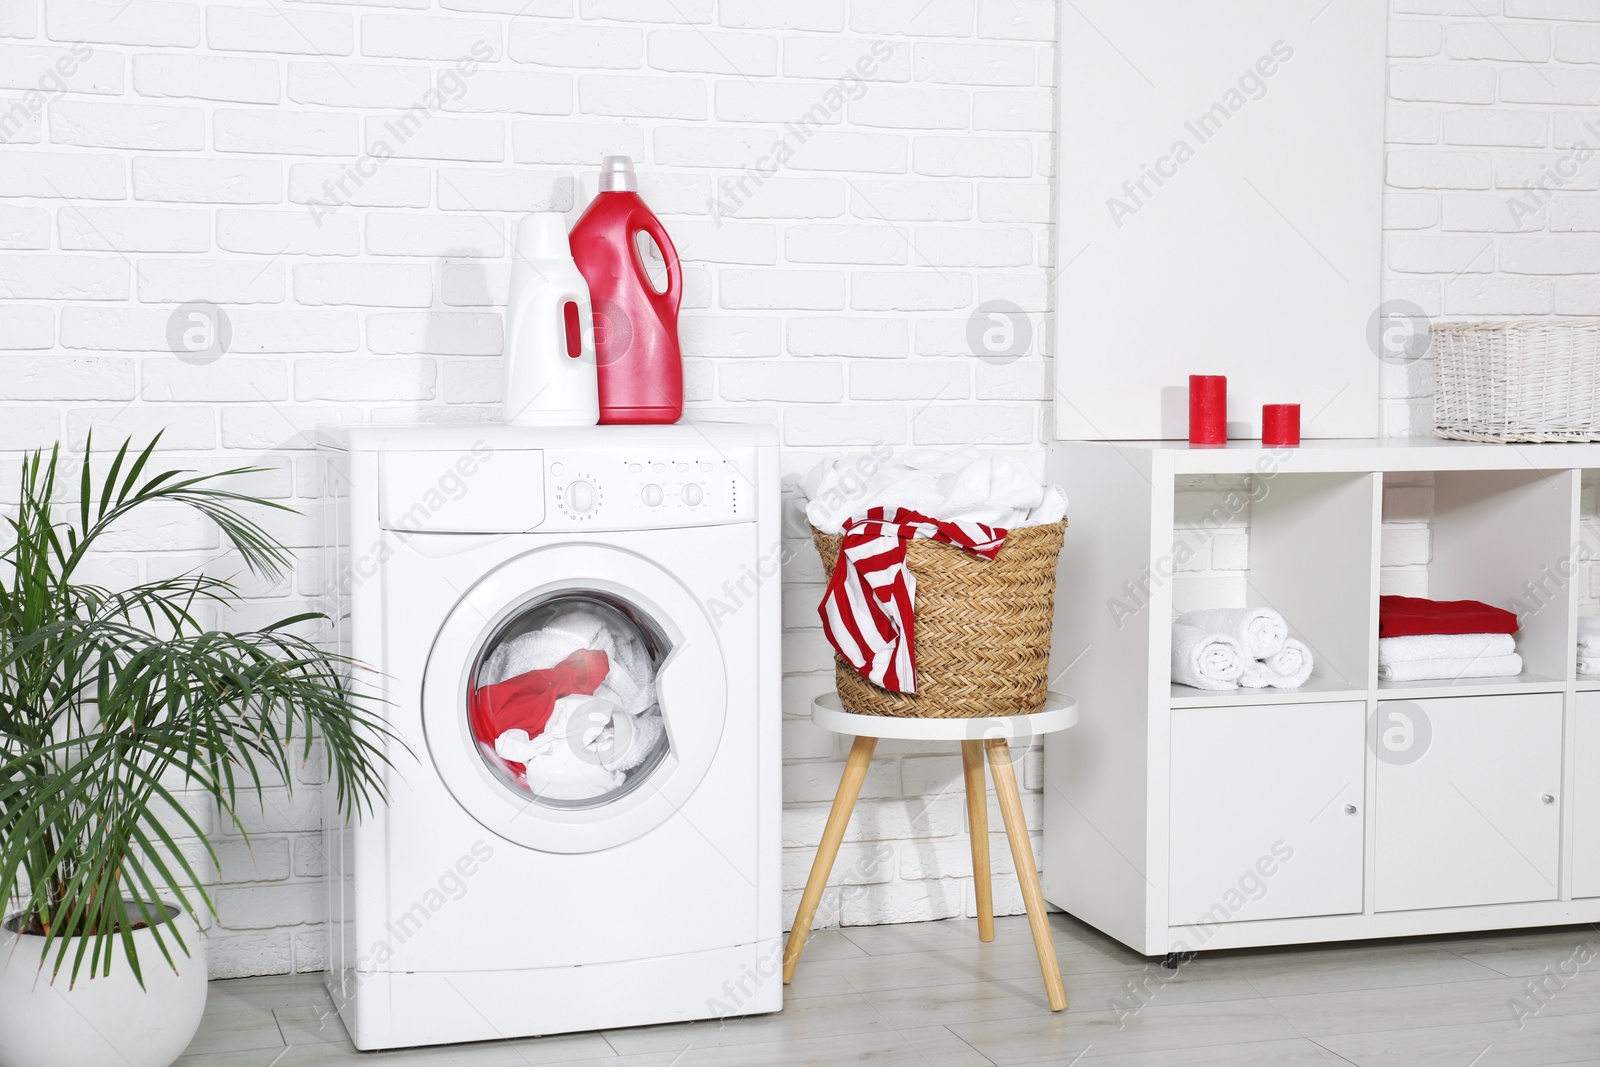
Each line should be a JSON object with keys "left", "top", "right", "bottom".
{"left": 569, "top": 156, "right": 684, "bottom": 425}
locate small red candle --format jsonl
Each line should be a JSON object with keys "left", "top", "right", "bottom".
{"left": 1262, "top": 404, "right": 1300, "bottom": 447}
{"left": 1188, "top": 375, "right": 1227, "bottom": 446}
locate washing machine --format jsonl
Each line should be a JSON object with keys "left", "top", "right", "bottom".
{"left": 316, "top": 422, "right": 782, "bottom": 1050}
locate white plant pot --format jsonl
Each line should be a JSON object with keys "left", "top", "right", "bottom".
{"left": 0, "top": 903, "right": 207, "bottom": 1067}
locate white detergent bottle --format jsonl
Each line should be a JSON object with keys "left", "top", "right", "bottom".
{"left": 501, "top": 211, "right": 600, "bottom": 426}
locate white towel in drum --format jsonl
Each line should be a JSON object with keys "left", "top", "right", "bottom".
{"left": 496, "top": 695, "right": 665, "bottom": 800}
{"left": 1172, "top": 623, "right": 1246, "bottom": 691}
{"left": 1379, "top": 632, "right": 1515, "bottom": 666}
{"left": 1378, "top": 653, "right": 1523, "bottom": 682}
{"left": 1176, "top": 607, "right": 1288, "bottom": 659}
{"left": 480, "top": 607, "right": 657, "bottom": 718}
{"left": 604, "top": 709, "right": 664, "bottom": 773}
{"left": 497, "top": 696, "right": 626, "bottom": 800}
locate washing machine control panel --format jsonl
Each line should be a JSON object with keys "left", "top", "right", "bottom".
{"left": 542, "top": 446, "right": 756, "bottom": 530}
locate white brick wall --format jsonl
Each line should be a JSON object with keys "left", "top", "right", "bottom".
{"left": 0, "top": 0, "right": 1593, "bottom": 980}
{"left": 1383, "top": 2, "right": 1600, "bottom": 432}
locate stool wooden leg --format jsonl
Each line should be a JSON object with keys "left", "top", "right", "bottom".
{"left": 986, "top": 737, "right": 1067, "bottom": 1012}
{"left": 782, "top": 735, "right": 877, "bottom": 984}
{"left": 960, "top": 740, "right": 994, "bottom": 943}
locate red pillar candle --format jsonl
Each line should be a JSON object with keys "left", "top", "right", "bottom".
{"left": 1188, "top": 375, "right": 1227, "bottom": 446}
{"left": 1262, "top": 404, "right": 1301, "bottom": 447}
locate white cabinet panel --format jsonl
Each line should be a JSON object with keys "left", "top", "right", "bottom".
{"left": 1375, "top": 695, "right": 1562, "bottom": 912}
{"left": 1169, "top": 702, "right": 1364, "bottom": 925}
{"left": 1576, "top": 694, "right": 1600, "bottom": 899}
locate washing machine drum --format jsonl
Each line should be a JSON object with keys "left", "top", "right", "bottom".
{"left": 422, "top": 544, "right": 727, "bottom": 854}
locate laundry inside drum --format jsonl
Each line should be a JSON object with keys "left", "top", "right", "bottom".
{"left": 466, "top": 592, "right": 671, "bottom": 808}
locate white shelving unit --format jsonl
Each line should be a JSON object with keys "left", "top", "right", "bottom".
{"left": 1043, "top": 438, "right": 1600, "bottom": 956}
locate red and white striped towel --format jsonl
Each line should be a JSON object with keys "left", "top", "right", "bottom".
{"left": 818, "top": 506, "right": 1006, "bottom": 693}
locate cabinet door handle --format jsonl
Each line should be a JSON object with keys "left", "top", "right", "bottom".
{"left": 1541, "top": 794, "right": 1556, "bottom": 805}
{"left": 1344, "top": 803, "right": 1358, "bottom": 815}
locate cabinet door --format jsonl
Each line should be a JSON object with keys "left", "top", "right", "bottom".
{"left": 1169, "top": 702, "right": 1365, "bottom": 925}
{"left": 1576, "top": 695, "right": 1600, "bottom": 899}
{"left": 1375, "top": 694, "right": 1562, "bottom": 912}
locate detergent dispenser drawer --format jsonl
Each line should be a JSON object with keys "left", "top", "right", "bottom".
{"left": 380, "top": 448, "right": 544, "bottom": 533}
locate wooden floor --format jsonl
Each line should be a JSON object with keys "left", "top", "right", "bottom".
{"left": 178, "top": 913, "right": 1600, "bottom": 1066}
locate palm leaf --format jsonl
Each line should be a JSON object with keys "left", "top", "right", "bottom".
{"left": 0, "top": 436, "right": 398, "bottom": 985}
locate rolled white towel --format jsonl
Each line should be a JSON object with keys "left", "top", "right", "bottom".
{"left": 1172, "top": 623, "right": 1246, "bottom": 691}
{"left": 1379, "top": 632, "right": 1515, "bottom": 666}
{"left": 1258, "top": 639, "right": 1314, "bottom": 689}
{"left": 1378, "top": 652, "right": 1523, "bottom": 682}
{"left": 1580, "top": 657, "right": 1600, "bottom": 676}
{"left": 1240, "top": 659, "right": 1273, "bottom": 688}
{"left": 1176, "top": 607, "right": 1288, "bottom": 659}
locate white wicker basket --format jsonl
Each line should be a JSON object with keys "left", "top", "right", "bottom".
{"left": 1431, "top": 320, "right": 1600, "bottom": 442}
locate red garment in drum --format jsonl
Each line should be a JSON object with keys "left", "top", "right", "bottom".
{"left": 469, "top": 648, "right": 611, "bottom": 746}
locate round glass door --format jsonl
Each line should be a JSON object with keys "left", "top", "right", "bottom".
{"left": 467, "top": 591, "right": 671, "bottom": 808}
{"left": 422, "top": 542, "right": 727, "bottom": 854}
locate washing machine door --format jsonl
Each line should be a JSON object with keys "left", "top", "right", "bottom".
{"left": 421, "top": 542, "right": 727, "bottom": 854}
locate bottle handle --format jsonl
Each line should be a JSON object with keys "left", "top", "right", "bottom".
{"left": 628, "top": 208, "right": 682, "bottom": 315}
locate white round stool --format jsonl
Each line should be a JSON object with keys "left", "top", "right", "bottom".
{"left": 782, "top": 692, "right": 1079, "bottom": 1012}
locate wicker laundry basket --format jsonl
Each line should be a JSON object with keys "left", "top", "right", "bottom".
{"left": 1432, "top": 319, "right": 1600, "bottom": 442}
{"left": 811, "top": 519, "right": 1067, "bottom": 718}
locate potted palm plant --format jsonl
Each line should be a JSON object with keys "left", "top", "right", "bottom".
{"left": 0, "top": 437, "right": 391, "bottom": 1067}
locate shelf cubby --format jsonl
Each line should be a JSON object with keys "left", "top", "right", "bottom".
{"left": 1168, "top": 470, "right": 1376, "bottom": 703}
{"left": 1414, "top": 468, "right": 1578, "bottom": 686}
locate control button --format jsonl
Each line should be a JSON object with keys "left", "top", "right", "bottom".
{"left": 565, "top": 480, "right": 597, "bottom": 513}
{"left": 628, "top": 463, "right": 642, "bottom": 474}
{"left": 550, "top": 462, "right": 565, "bottom": 477}
{"left": 676, "top": 462, "right": 689, "bottom": 472}
{"left": 641, "top": 483, "right": 664, "bottom": 507}
{"left": 682, "top": 483, "right": 704, "bottom": 506}
{"left": 699, "top": 461, "right": 714, "bottom": 472}
{"left": 652, "top": 462, "right": 666, "bottom": 473}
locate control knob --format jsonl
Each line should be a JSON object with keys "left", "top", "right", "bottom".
{"left": 565, "top": 479, "right": 597, "bottom": 513}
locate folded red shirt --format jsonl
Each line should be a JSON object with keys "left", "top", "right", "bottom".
{"left": 1378, "top": 595, "right": 1519, "bottom": 638}
{"left": 468, "top": 648, "right": 610, "bottom": 748}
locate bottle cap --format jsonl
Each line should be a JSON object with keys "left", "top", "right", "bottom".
{"left": 597, "top": 155, "right": 637, "bottom": 192}
{"left": 514, "top": 211, "right": 571, "bottom": 261}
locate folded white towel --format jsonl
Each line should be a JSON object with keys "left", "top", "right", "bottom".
{"left": 1581, "top": 657, "right": 1600, "bottom": 676}
{"left": 800, "top": 446, "right": 1067, "bottom": 534}
{"left": 1176, "top": 607, "right": 1288, "bottom": 659}
{"left": 1172, "top": 623, "right": 1246, "bottom": 690}
{"left": 1258, "top": 639, "right": 1314, "bottom": 688}
{"left": 1579, "top": 616, "right": 1600, "bottom": 655}
{"left": 1378, "top": 652, "right": 1523, "bottom": 682}
{"left": 1379, "top": 632, "right": 1516, "bottom": 665}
